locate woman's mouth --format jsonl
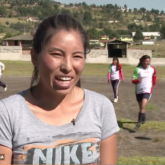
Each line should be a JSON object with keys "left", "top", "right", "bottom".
{"left": 54, "top": 76, "right": 74, "bottom": 88}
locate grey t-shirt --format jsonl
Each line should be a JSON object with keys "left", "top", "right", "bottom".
{"left": 0, "top": 89, "right": 120, "bottom": 164}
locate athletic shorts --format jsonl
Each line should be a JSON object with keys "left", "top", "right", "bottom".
{"left": 136, "top": 93, "right": 151, "bottom": 102}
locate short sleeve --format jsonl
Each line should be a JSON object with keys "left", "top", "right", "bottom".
{"left": 132, "top": 67, "right": 139, "bottom": 80}
{"left": 152, "top": 66, "right": 156, "bottom": 75}
{"left": 0, "top": 100, "right": 12, "bottom": 148}
{"left": 119, "top": 64, "right": 122, "bottom": 70}
{"left": 101, "top": 97, "right": 120, "bottom": 141}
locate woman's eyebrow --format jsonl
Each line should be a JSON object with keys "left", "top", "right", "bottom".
{"left": 48, "top": 48, "right": 84, "bottom": 55}
{"left": 48, "top": 47, "right": 65, "bottom": 54}
{"left": 73, "top": 51, "right": 84, "bottom": 55}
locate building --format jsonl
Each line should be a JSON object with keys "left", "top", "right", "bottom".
{"left": 4, "top": 34, "right": 33, "bottom": 49}
{"left": 19, "top": 17, "right": 41, "bottom": 22}
{"left": 26, "top": 17, "right": 41, "bottom": 22}
{"left": 120, "top": 35, "right": 133, "bottom": 42}
{"left": 132, "top": 32, "right": 161, "bottom": 40}
{"left": 99, "top": 35, "right": 110, "bottom": 48}
{"left": 118, "top": 7, "right": 130, "bottom": 12}
{"left": 107, "top": 39, "right": 131, "bottom": 58}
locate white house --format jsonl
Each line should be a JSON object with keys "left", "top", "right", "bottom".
{"left": 118, "top": 7, "right": 130, "bottom": 12}
{"left": 132, "top": 32, "right": 161, "bottom": 39}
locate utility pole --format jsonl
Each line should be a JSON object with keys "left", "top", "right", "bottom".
{"left": 22, "top": 27, "right": 26, "bottom": 34}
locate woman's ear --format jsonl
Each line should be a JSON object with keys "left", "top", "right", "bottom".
{"left": 31, "top": 49, "right": 38, "bottom": 67}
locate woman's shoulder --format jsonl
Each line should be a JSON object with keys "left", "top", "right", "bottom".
{"left": 84, "top": 88, "right": 107, "bottom": 98}
{"left": 0, "top": 91, "right": 25, "bottom": 110}
{"left": 1, "top": 92, "right": 24, "bottom": 102}
{"left": 84, "top": 89, "right": 112, "bottom": 105}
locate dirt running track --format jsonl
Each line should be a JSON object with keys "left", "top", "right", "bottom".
{"left": 0, "top": 76, "right": 165, "bottom": 157}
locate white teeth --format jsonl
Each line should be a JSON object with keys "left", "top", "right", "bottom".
{"left": 59, "top": 81, "right": 70, "bottom": 84}
{"left": 59, "top": 77, "right": 71, "bottom": 81}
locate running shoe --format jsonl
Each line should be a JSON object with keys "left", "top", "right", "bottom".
{"left": 135, "top": 122, "right": 141, "bottom": 130}
{"left": 114, "top": 98, "right": 118, "bottom": 103}
{"left": 4, "top": 85, "right": 7, "bottom": 92}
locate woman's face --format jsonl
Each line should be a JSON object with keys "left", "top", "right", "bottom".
{"left": 143, "top": 58, "right": 150, "bottom": 68}
{"left": 35, "top": 29, "right": 85, "bottom": 95}
{"left": 113, "top": 59, "right": 118, "bottom": 65}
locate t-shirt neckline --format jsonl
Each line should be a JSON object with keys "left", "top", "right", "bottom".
{"left": 19, "top": 88, "right": 88, "bottom": 129}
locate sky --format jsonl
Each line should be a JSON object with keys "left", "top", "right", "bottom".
{"left": 57, "top": 0, "right": 165, "bottom": 11}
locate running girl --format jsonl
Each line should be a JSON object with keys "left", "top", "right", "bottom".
{"left": 108, "top": 57, "right": 124, "bottom": 103}
{"left": 132, "top": 55, "right": 156, "bottom": 130}
{"left": 0, "top": 14, "right": 119, "bottom": 165}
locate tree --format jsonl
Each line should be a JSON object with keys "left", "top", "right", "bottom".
{"left": 133, "top": 29, "right": 144, "bottom": 41}
{"left": 0, "top": 26, "right": 4, "bottom": 33}
{"left": 127, "top": 9, "right": 131, "bottom": 13}
{"left": 4, "top": 32, "right": 12, "bottom": 39}
{"left": 0, "top": 6, "right": 7, "bottom": 16}
{"left": 101, "top": 28, "right": 112, "bottom": 37}
{"left": 111, "top": 31, "right": 119, "bottom": 39}
{"left": 98, "top": 22, "right": 103, "bottom": 29}
{"left": 140, "top": 7, "right": 146, "bottom": 13}
{"left": 125, "top": 12, "right": 128, "bottom": 17}
{"left": 133, "top": 8, "right": 138, "bottom": 14}
{"left": 87, "top": 28, "right": 99, "bottom": 39}
{"left": 83, "top": 11, "right": 92, "bottom": 25}
{"left": 150, "top": 9, "right": 159, "bottom": 15}
{"left": 90, "top": 4, "right": 96, "bottom": 8}
{"left": 114, "top": 11, "right": 122, "bottom": 21}
{"left": 124, "top": 4, "right": 127, "bottom": 9}
{"left": 146, "top": 14, "right": 152, "bottom": 21}
{"left": 69, "top": 3, "right": 73, "bottom": 7}
{"left": 160, "top": 10, "right": 164, "bottom": 15}
{"left": 160, "top": 24, "right": 165, "bottom": 39}
{"left": 114, "top": 4, "right": 118, "bottom": 9}
{"left": 8, "top": 12, "right": 12, "bottom": 18}
{"left": 143, "top": 24, "right": 150, "bottom": 32}
{"left": 149, "top": 23, "right": 160, "bottom": 32}
{"left": 127, "top": 23, "right": 138, "bottom": 31}
{"left": 6, "top": 21, "right": 9, "bottom": 25}
{"left": 61, "top": 9, "right": 71, "bottom": 16}
{"left": 151, "top": 35, "right": 155, "bottom": 40}
{"left": 82, "top": 2, "right": 88, "bottom": 8}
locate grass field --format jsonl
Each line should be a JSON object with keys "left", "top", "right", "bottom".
{"left": 118, "top": 118, "right": 165, "bottom": 132}
{"left": 118, "top": 157, "right": 165, "bottom": 164}
{"left": 1, "top": 61, "right": 165, "bottom": 79}
{"left": 129, "top": 41, "right": 165, "bottom": 58}
{"left": 0, "top": 17, "right": 26, "bottom": 26}
{"left": 1, "top": 60, "right": 165, "bottom": 164}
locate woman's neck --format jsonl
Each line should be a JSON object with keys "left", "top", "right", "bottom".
{"left": 28, "top": 84, "right": 79, "bottom": 110}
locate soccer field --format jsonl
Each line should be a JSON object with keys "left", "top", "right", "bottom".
{"left": 0, "top": 61, "right": 165, "bottom": 164}
{"left": 1, "top": 60, "right": 165, "bottom": 79}
{"left": 0, "top": 75, "right": 164, "bottom": 164}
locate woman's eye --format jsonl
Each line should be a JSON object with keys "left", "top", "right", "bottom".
{"left": 73, "top": 55, "right": 83, "bottom": 58}
{"left": 51, "top": 53, "right": 62, "bottom": 57}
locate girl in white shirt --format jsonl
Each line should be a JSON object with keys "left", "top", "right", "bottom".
{"left": 132, "top": 55, "right": 157, "bottom": 130}
{"left": 108, "top": 57, "right": 124, "bottom": 103}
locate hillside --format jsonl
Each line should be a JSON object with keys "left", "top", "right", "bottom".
{"left": 0, "top": 0, "right": 165, "bottom": 39}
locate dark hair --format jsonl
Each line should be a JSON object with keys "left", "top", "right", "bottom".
{"left": 112, "top": 56, "right": 119, "bottom": 71}
{"left": 137, "top": 55, "right": 151, "bottom": 67}
{"left": 31, "top": 14, "right": 89, "bottom": 88}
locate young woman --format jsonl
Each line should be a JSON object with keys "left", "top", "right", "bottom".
{"left": 0, "top": 15, "right": 120, "bottom": 165}
{"left": 108, "top": 57, "right": 124, "bottom": 103}
{"left": 132, "top": 55, "right": 157, "bottom": 130}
